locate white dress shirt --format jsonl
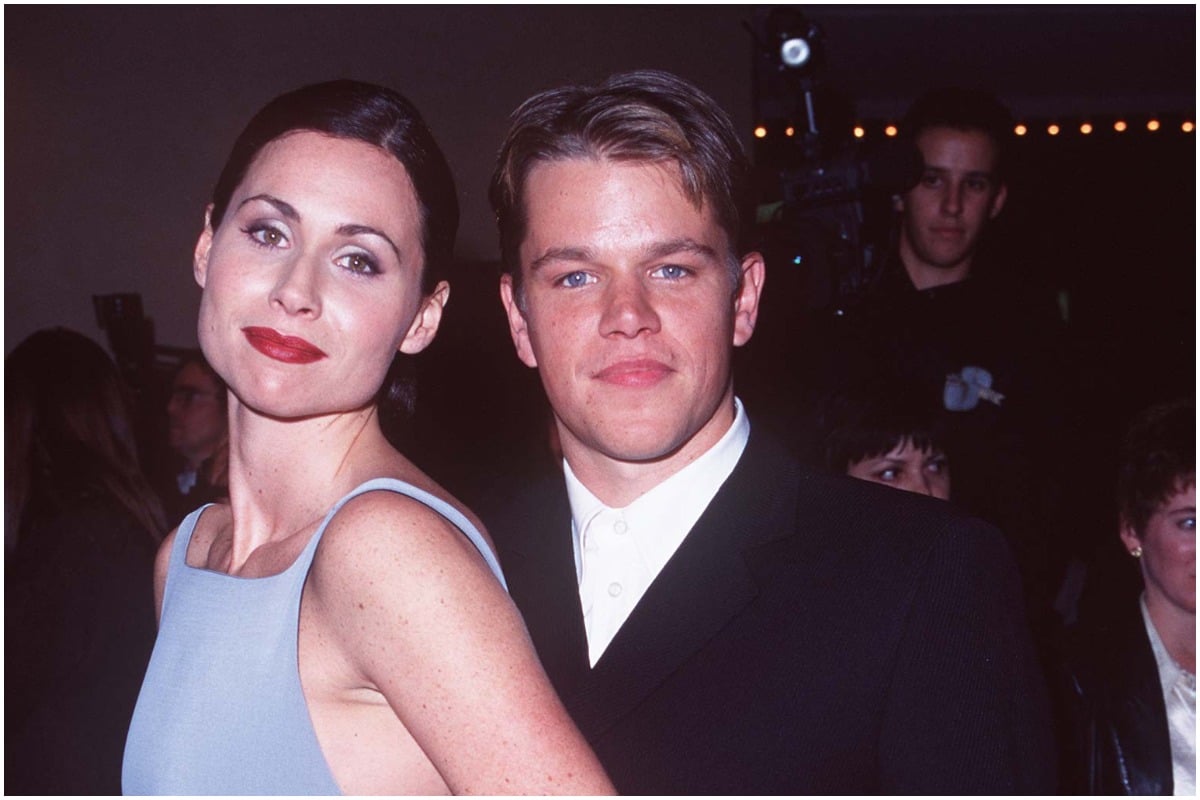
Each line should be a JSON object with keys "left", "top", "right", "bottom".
{"left": 565, "top": 398, "right": 750, "bottom": 667}
{"left": 1141, "top": 597, "right": 1196, "bottom": 796}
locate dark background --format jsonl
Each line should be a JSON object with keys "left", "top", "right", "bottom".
{"left": 6, "top": 5, "right": 1195, "bottom": 504}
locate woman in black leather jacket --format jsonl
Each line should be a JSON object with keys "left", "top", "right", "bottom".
{"left": 1061, "top": 398, "right": 1194, "bottom": 795}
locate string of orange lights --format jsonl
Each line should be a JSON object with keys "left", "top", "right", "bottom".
{"left": 753, "top": 117, "right": 1196, "bottom": 140}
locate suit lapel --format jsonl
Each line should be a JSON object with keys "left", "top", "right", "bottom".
{"left": 566, "top": 432, "right": 800, "bottom": 738}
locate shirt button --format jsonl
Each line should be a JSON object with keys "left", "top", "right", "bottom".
{"left": 613, "top": 520, "right": 628, "bottom": 534}
{"left": 608, "top": 582, "right": 623, "bottom": 597}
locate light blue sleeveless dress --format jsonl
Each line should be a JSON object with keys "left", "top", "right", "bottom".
{"left": 122, "top": 478, "right": 506, "bottom": 795}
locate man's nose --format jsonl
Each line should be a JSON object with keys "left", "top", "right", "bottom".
{"left": 599, "top": 276, "right": 661, "bottom": 338}
{"left": 940, "top": 182, "right": 964, "bottom": 216}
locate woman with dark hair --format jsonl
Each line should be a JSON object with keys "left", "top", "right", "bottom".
{"left": 121, "top": 81, "right": 612, "bottom": 794}
{"left": 5, "top": 327, "right": 166, "bottom": 794}
{"left": 818, "top": 383, "right": 953, "bottom": 501}
{"left": 1061, "top": 398, "right": 1195, "bottom": 794}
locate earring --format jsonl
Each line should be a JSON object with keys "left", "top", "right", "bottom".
{"left": 1130, "top": 546, "right": 1143, "bottom": 558}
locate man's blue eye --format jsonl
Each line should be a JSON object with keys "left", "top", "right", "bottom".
{"left": 559, "top": 271, "right": 590, "bottom": 288}
{"left": 655, "top": 265, "right": 689, "bottom": 280}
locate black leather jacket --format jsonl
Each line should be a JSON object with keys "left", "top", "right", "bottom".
{"left": 1060, "top": 598, "right": 1173, "bottom": 794}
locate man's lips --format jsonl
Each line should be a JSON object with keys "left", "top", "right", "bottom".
{"left": 593, "top": 359, "right": 673, "bottom": 388}
{"left": 242, "top": 327, "right": 327, "bottom": 364}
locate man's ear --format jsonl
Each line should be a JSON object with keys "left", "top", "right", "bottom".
{"left": 892, "top": 193, "right": 906, "bottom": 213}
{"left": 732, "top": 252, "right": 766, "bottom": 348}
{"left": 398, "top": 281, "right": 449, "bottom": 355}
{"left": 988, "top": 183, "right": 1008, "bottom": 220}
{"left": 499, "top": 273, "right": 538, "bottom": 369}
{"left": 194, "top": 205, "right": 215, "bottom": 288}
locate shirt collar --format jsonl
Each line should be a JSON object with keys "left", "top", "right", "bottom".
{"left": 1141, "top": 594, "right": 1195, "bottom": 693}
{"left": 565, "top": 397, "right": 750, "bottom": 579}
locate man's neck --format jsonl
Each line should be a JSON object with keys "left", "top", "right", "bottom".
{"left": 560, "top": 396, "right": 738, "bottom": 508}
{"left": 899, "top": 242, "right": 972, "bottom": 290}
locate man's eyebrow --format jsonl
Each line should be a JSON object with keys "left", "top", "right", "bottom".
{"left": 234, "top": 195, "right": 402, "bottom": 261}
{"left": 643, "top": 237, "right": 719, "bottom": 262}
{"left": 922, "top": 165, "right": 995, "bottom": 180}
{"left": 528, "top": 238, "right": 720, "bottom": 272}
{"left": 529, "top": 246, "right": 593, "bottom": 272}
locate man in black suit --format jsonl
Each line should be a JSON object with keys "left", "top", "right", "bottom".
{"left": 486, "top": 69, "right": 1054, "bottom": 794}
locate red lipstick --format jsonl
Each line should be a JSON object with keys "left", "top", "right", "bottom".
{"left": 242, "top": 327, "right": 327, "bottom": 364}
{"left": 594, "top": 359, "right": 672, "bottom": 388}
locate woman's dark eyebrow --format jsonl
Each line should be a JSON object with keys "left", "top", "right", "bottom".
{"left": 337, "top": 223, "right": 402, "bottom": 262}
{"left": 236, "top": 194, "right": 402, "bottom": 261}
{"left": 238, "top": 194, "right": 299, "bottom": 220}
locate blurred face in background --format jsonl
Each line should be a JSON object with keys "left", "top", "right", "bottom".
{"left": 167, "top": 362, "right": 226, "bottom": 467}
{"left": 847, "top": 438, "right": 951, "bottom": 501}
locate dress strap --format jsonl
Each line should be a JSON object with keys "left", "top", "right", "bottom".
{"left": 160, "top": 504, "right": 214, "bottom": 616}
{"left": 169, "top": 507, "right": 207, "bottom": 564}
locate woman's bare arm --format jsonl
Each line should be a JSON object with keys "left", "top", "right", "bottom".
{"left": 309, "top": 491, "right": 615, "bottom": 795}
{"left": 152, "top": 528, "right": 177, "bottom": 625}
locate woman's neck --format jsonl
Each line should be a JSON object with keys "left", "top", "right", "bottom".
{"left": 223, "top": 400, "right": 391, "bottom": 555}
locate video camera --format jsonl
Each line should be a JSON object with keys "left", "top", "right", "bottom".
{"left": 750, "top": 7, "right": 922, "bottom": 310}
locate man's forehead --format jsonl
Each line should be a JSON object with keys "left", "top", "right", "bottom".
{"left": 523, "top": 159, "right": 719, "bottom": 237}
{"left": 519, "top": 156, "right": 740, "bottom": 267}
{"left": 915, "top": 126, "right": 1000, "bottom": 173}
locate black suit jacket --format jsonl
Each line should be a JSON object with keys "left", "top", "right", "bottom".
{"left": 490, "top": 430, "right": 1055, "bottom": 794}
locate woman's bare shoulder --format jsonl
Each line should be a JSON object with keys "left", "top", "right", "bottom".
{"left": 309, "top": 486, "right": 499, "bottom": 605}
{"left": 366, "top": 459, "right": 492, "bottom": 547}
{"left": 153, "top": 526, "right": 178, "bottom": 607}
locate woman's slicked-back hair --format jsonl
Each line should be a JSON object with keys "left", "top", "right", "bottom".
{"left": 209, "top": 79, "right": 458, "bottom": 294}
{"left": 489, "top": 69, "right": 753, "bottom": 297}
{"left": 1118, "top": 397, "right": 1195, "bottom": 535}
